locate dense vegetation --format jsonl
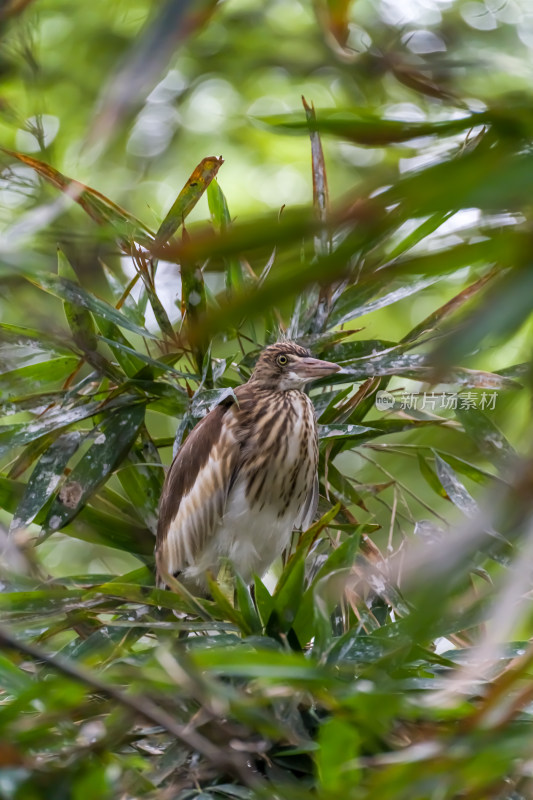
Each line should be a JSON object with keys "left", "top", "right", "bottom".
{"left": 1, "top": 0, "right": 533, "bottom": 797}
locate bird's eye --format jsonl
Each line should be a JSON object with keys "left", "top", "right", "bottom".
{"left": 277, "top": 354, "right": 288, "bottom": 366}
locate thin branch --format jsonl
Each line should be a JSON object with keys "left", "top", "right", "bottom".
{"left": 0, "top": 624, "right": 262, "bottom": 790}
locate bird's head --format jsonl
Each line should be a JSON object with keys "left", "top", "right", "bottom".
{"left": 250, "top": 341, "right": 340, "bottom": 391}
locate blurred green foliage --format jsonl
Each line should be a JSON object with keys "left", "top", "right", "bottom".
{"left": 2, "top": 0, "right": 533, "bottom": 798}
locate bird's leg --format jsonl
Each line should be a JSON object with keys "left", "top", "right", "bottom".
{"left": 217, "top": 560, "right": 236, "bottom": 606}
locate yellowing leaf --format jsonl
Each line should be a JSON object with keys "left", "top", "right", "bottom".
{"left": 155, "top": 155, "right": 224, "bottom": 246}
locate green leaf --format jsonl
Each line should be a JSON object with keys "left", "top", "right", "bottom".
{"left": 431, "top": 266, "right": 533, "bottom": 375}
{"left": 63, "top": 505, "right": 153, "bottom": 556}
{"left": 455, "top": 406, "right": 517, "bottom": 471}
{"left": 257, "top": 107, "right": 486, "bottom": 144}
{"left": 189, "top": 645, "right": 340, "bottom": 685}
{"left": 10, "top": 432, "right": 82, "bottom": 531}
{"left": 434, "top": 453, "right": 480, "bottom": 518}
{"left": 402, "top": 268, "right": 499, "bottom": 344}
{"left": 84, "top": 581, "right": 191, "bottom": 615}
{"left": 319, "top": 423, "right": 375, "bottom": 440}
{"left": 266, "top": 554, "right": 306, "bottom": 638}
{"left": 0, "top": 322, "right": 75, "bottom": 355}
{"left": 95, "top": 323, "right": 146, "bottom": 376}
{"left": 0, "top": 401, "right": 102, "bottom": 457}
{"left": 100, "top": 260, "right": 146, "bottom": 326}
{"left": 1, "top": 146, "right": 154, "bottom": 243}
{"left": 97, "top": 336, "right": 194, "bottom": 380}
{"left": 0, "top": 395, "right": 142, "bottom": 457}
{"left": 417, "top": 453, "right": 447, "bottom": 499}
{"left": 116, "top": 433, "right": 163, "bottom": 533}
{"left": 155, "top": 156, "right": 224, "bottom": 246}
{"left": 191, "top": 387, "right": 238, "bottom": 417}
{"left": 294, "top": 532, "right": 361, "bottom": 649}
{"left": 26, "top": 273, "right": 157, "bottom": 340}
{"left": 316, "top": 718, "right": 361, "bottom": 792}
{"left": 0, "top": 475, "right": 153, "bottom": 556}
{"left": 206, "top": 574, "right": 251, "bottom": 634}
{"left": 253, "top": 576, "right": 274, "bottom": 627}
{"left": 0, "top": 358, "right": 80, "bottom": 398}
{"left": 43, "top": 404, "right": 146, "bottom": 531}
{"left": 234, "top": 573, "right": 262, "bottom": 635}
{"left": 207, "top": 178, "right": 243, "bottom": 291}
{"left": 57, "top": 248, "right": 98, "bottom": 352}
{"left": 0, "top": 653, "right": 34, "bottom": 693}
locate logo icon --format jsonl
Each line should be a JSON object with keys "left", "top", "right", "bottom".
{"left": 375, "top": 390, "right": 395, "bottom": 411}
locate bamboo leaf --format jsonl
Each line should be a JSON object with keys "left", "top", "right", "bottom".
{"left": 57, "top": 248, "right": 98, "bottom": 352}
{"left": 155, "top": 156, "right": 224, "bottom": 246}
{"left": 256, "top": 108, "right": 487, "bottom": 144}
{"left": 0, "top": 147, "right": 153, "bottom": 243}
{"left": 43, "top": 404, "right": 146, "bottom": 532}
{"left": 455, "top": 406, "right": 517, "bottom": 471}
{"left": 96, "top": 334, "right": 193, "bottom": 378}
{"left": 305, "top": 98, "right": 329, "bottom": 223}
{"left": 10, "top": 432, "right": 82, "bottom": 532}
{"left": 26, "top": 273, "right": 158, "bottom": 340}
{"left": 0, "top": 358, "right": 79, "bottom": 398}
{"left": 330, "top": 277, "right": 440, "bottom": 328}
{"left": 0, "top": 322, "right": 76, "bottom": 355}
{"left": 434, "top": 453, "right": 480, "bottom": 517}
{"left": 116, "top": 438, "right": 163, "bottom": 534}
{"left": 0, "top": 395, "right": 143, "bottom": 457}
{"left": 316, "top": 718, "right": 361, "bottom": 792}
{"left": 207, "top": 178, "right": 243, "bottom": 291}
{"left": 95, "top": 324, "right": 146, "bottom": 377}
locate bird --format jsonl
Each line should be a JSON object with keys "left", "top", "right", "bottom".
{"left": 155, "top": 341, "right": 340, "bottom": 594}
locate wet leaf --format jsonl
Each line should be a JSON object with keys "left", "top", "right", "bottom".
{"left": 43, "top": 404, "right": 146, "bottom": 531}
{"left": 455, "top": 406, "right": 517, "bottom": 471}
{"left": 10, "top": 432, "right": 82, "bottom": 532}
{"left": 0, "top": 322, "right": 75, "bottom": 355}
{"left": 434, "top": 453, "right": 480, "bottom": 517}
{"left": 26, "top": 272, "right": 157, "bottom": 340}
{"left": 0, "top": 395, "right": 141, "bottom": 457}
{"left": 319, "top": 423, "right": 376, "bottom": 440}
{"left": 191, "top": 387, "right": 238, "bottom": 417}
{"left": 330, "top": 276, "right": 440, "bottom": 328}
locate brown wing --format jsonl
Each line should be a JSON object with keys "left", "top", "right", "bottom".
{"left": 295, "top": 473, "right": 319, "bottom": 530}
{"left": 155, "top": 401, "right": 241, "bottom": 586}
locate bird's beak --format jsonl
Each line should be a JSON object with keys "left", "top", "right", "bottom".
{"left": 296, "top": 356, "right": 341, "bottom": 380}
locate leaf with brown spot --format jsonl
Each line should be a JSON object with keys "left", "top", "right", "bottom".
{"left": 155, "top": 156, "right": 224, "bottom": 247}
